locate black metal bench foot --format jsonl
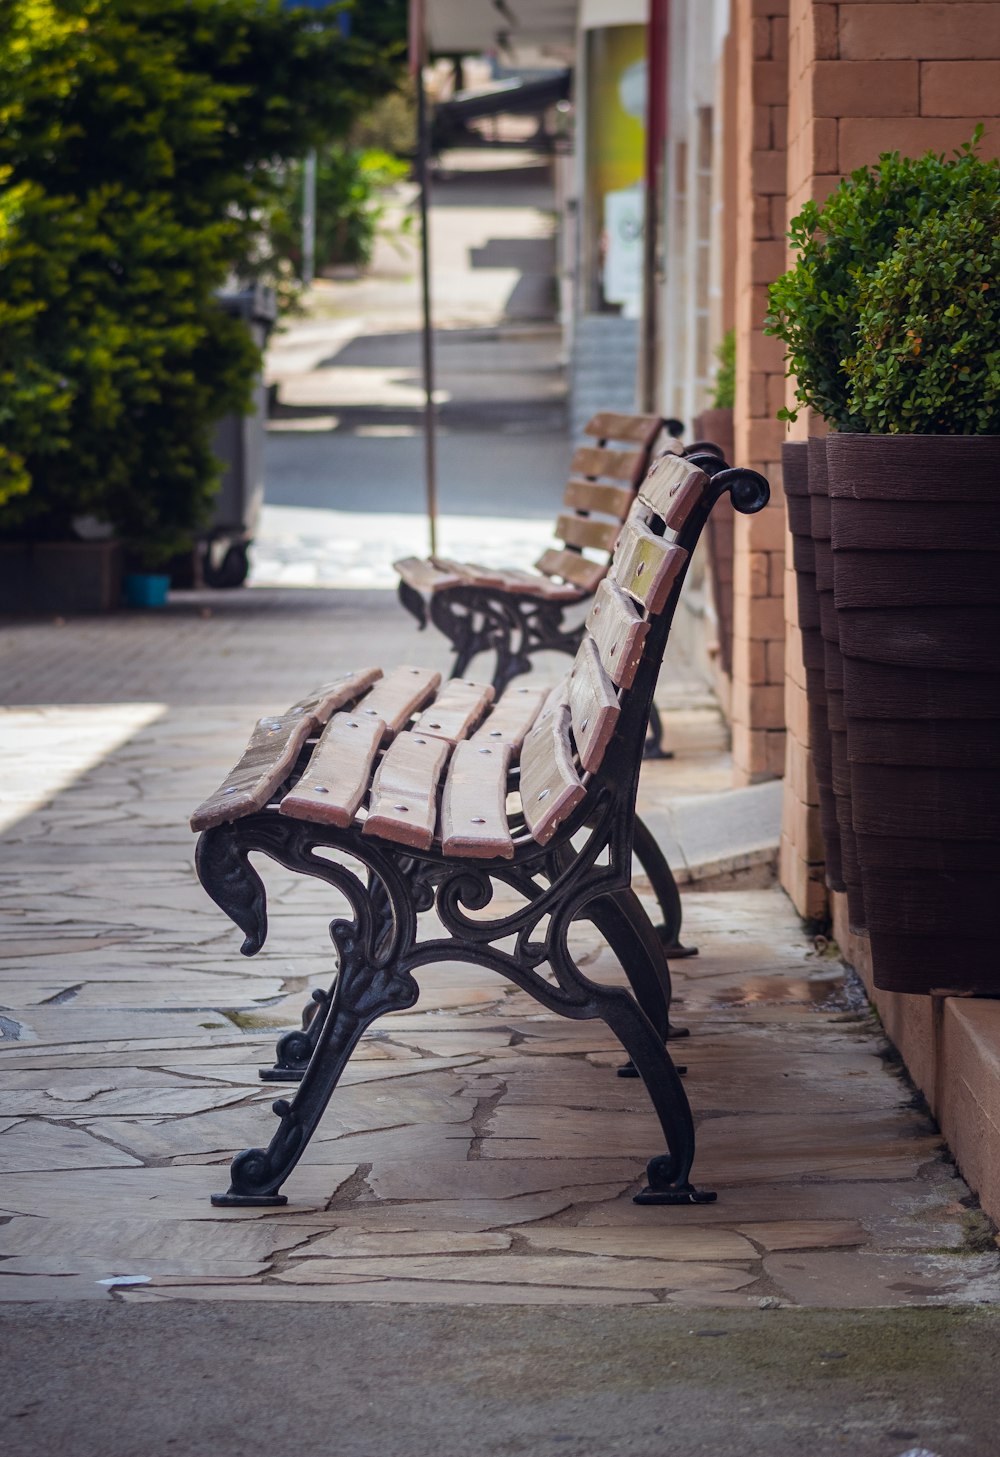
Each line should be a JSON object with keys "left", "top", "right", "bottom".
{"left": 633, "top": 1184, "right": 717, "bottom": 1206}
{"left": 659, "top": 936, "right": 699, "bottom": 959}
{"left": 618, "top": 1058, "right": 686, "bottom": 1078}
{"left": 210, "top": 1191, "right": 288, "bottom": 1207}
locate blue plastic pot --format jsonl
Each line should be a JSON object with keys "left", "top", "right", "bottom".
{"left": 123, "top": 572, "right": 170, "bottom": 608}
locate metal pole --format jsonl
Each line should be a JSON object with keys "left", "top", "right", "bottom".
{"left": 412, "top": 6, "right": 438, "bottom": 557}
{"left": 639, "top": 0, "right": 669, "bottom": 413}
{"left": 302, "top": 148, "right": 317, "bottom": 288}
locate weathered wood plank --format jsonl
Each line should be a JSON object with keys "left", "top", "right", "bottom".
{"left": 440, "top": 740, "right": 514, "bottom": 859}
{"left": 394, "top": 556, "right": 463, "bottom": 593}
{"left": 562, "top": 478, "right": 633, "bottom": 520}
{"left": 569, "top": 445, "right": 645, "bottom": 484}
{"left": 585, "top": 578, "right": 650, "bottom": 689}
{"left": 568, "top": 636, "right": 621, "bottom": 774}
{"left": 415, "top": 679, "right": 494, "bottom": 743}
{"left": 535, "top": 548, "right": 607, "bottom": 593}
{"left": 279, "top": 713, "right": 385, "bottom": 828}
{"left": 519, "top": 703, "right": 586, "bottom": 845}
{"left": 189, "top": 668, "right": 382, "bottom": 831}
{"left": 639, "top": 453, "right": 710, "bottom": 531}
{"left": 612, "top": 518, "right": 689, "bottom": 616}
{"left": 363, "top": 731, "right": 452, "bottom": 850}
{"left": 556, "top": 513, "right": 621, "bottom": 554}
{"left": 584, "top": 412, "right": 663, "bottom": 447}
{"left": 352, "top": 665, "right": 441, "bottom": 742}
{"left": 471, "top": 683, "right": 548, "bottom": 749}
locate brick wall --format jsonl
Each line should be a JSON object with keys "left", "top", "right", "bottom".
{"left": 778, "top": 0, "right": 1000, "bottom": 917}
{"left": 730, "top": 0, "right": 790, "bottom": 785}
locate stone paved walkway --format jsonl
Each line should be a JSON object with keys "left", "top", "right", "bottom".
{"left": 1, "top": 590, "right": 997, "bottom": 1311}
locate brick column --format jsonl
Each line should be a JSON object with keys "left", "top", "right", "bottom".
{"left": 730, "top": 0, "right": 789, "bottom": 785}
{"left": 778, "top": 0, "right": 1000, "bottom": 918}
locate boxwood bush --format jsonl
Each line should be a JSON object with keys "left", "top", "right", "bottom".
{"left": 765, "top": 131, "right": 1000, "bottom": 431}
{"left": 844, "top": 188, "right": 1000, "bottom": 435}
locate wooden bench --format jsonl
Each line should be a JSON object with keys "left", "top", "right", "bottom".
{"left": 395, "top": 411, "right": 679, "bottom": 690}
{"left": 191, "top": 450, "right": 769, "bottom": 1209}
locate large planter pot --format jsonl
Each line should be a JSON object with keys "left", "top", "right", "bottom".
{"left": 0, "top": 540, "right": 122, "bottom": 615}
{"left": 783, "top": 442, "right": 844, "bottom": 890}
{"left": 828, "top": 433, "right": 1000, "bottom": 995}
{"left": 693, "top": 407, "right": 735, "bottom": 677}
{"left": 808, "top": 439, "right": 863, "bottom": 924}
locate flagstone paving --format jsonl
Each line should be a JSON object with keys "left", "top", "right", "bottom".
{"left": 1, "top": 592, "right": 998, "bottom": 1312}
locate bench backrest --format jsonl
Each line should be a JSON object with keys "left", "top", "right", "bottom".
{"left": 535, "top": 412, "right": 681, "bottom": 594}
{"left": 517, "top": 451, "right": 770, "bottom": 843}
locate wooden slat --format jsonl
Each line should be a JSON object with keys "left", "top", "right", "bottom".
{"left": 555, "top": 513, "right": 620, "bottom": 554}
{"left": 415, "top": 679, "right": 494, "bottom": 743}
{"left": 279, "top": 712, "right": 384, "bottom": 828}
{"left": 470, "top": 684, "right": 548, "bottom": 749}
{"left": 562, "top": 478, "right": 633, "bottom": 520}
{"left": 519, "top": 704, "right": 586, "bottom": 845}
{"left": 363, "top": 731, "right": 452, "bottom": 850}
{"left": 585, "top": 578, "right": 650, "bottom": 689}
{"left": 394, "top": 556, "right": 463, "bottom": 593}
{"left": 612, "top": 519, "right": 689, "bottom": 615}
{"left": 440, "top": 740, "right": 514, "bottom": 859}
{"left": 584, "top": 412, "right": 662, "bottom": 447}
{"left": 638, "top": 453, "right": 710, "bottom": 530}
{"left": 569, "top": 445, "right": 644, "bottom": 484}
{"left": 189, "top": 668, "right": 382, "bottom": 832}
{"left": 352, "top": 665, "right": 441, "bottom": 742}
{"left": 535, "top": 548, "right": 607, "bottom": 593}
{"left": 569, "top": 637, "right": 620, "bottom": 774}
{"left": 429, "top": 557, "right": 508, "bottom": 589}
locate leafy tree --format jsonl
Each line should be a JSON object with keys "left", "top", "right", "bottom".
{"left": 0, "top": 0, "right": 407, "bottom": 560}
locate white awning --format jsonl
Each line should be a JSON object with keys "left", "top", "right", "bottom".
{"left": 425, "top": 0, "right": 580, "bottom": 56}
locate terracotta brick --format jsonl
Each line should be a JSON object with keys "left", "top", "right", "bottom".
{"left": 814, "top": 5, "right": 839, "bottom": 61}
{"left": 921, "top": 60, "right": 1000, "bottom": 117}
{"left": 746, "top": 416, "right": 786, "bottom": 462}
{"left": 753, "top": 103, "right": 773, "bottom": 150}
{"left": 747, "top": 683, "right": 786, "bottom": 729}
{"left": 772, "top": 16, "right": 789, "bottom": 61}
{"left": 753, "top": 16, "right": 772, "bottom": 59}
{"left": 747, "top": 637, "right": 769, "bottom": 685}
{"left": 813, "top": 59, "right": 919, "bottom": 116}
{"left": 752, "top": 0, "right": 789, "bottom": 17}
{"left": 752, "top": 239, "right": 786, "bottom": 284}
{"left": 749, "top": 370, "right": 768, "bottom": 417}
{"left": 732, "top": 723, "right": 773, "bottom": 782}
{"left": 752, "top": 147, "right": 788, "bottom": 193}
{"left": 768, "top": 552, "right": 786, "bottom": 598}
{"left": 753, "top": 193, "right": 773, "bottom": 238}
{"left": 781, "top": 837, "right": 828, "bottom": 919}
{"left": 766, "top": 728, "right": 788, "bottom": 777}
{"left": 746, "top": 500, "right": 789, "bottom": 552}
{"left": 772, "top": 105, "right": 789, "bottom": 148}
{"left": 840, "top": 5, "right": 1000, "bottom": 63}
{"left": 747, "top": 594, "right": 787, "bottom": 641}
{"left": 838, "top": 116, "right": 998, "bottom": 173}
{"left": 770, "top": 194, "right": 789, "bottom": 236}
{"left": 766, "top": 371, "right": 788, "bottom": 417}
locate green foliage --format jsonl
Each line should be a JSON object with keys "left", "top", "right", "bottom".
{"left": 709, "top": 328, "right": 735, "bottom": 410}
{"left": 0, "top": 0, "right": 407, "bottom": 559}
{"left": 349, "top": 79, "right": 417, "bottom": 158}
{"left": 271, "top": 147, "right": 411, "bottom": 283}
{"left": 844, "top": 190, "right": 1000, "bottom": 435}
{"left": 764, "top": 130, "right": 1000, "bottom": 430}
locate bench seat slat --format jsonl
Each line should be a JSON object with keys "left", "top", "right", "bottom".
{"left": 470, "top": 683, "right": 548, "bottom": 749}
{"left": 415, "top": 679, "right": 494, "bottom": 743}
{"left": 189, "top": 668, "right": 383, "bottom": 831}
{"left": 394, "top": 556, "right": 463, "bottom": 593}
{"left": 441, "top": 740, "right": 514, "bottom": 859}
{"left": 519, "top": 703, "right": 586, "bottom": 845}
{"left": 279, "top": 713, "right": 385, "bottom": 828}
{"left": 569, "top": 446, "right": 645, "bottom": 484}
{"left": 535, "top": 548, "right": 607, "bottom": 594}
{"left": 584, "top": 411, "right": 663, "bottom": 447}
{"left": 352, "top": 665, "right": 441, "bottom": 742}
{"left": 562, "top": 478, "right": 633, "bottom": 520}
{"left": 363, "top": 731, "right": 452, "bottom": 850}
{"left": 556, "top": 513, "right": 621, "bottom": 554}
{"left": 586, "top": 579, "right": 650, "bottom": 689}
{"left": 569, "top": 637, "right": 621, "bottom": 774}
{"left": 612, "top": 519, "right": 689, "bottom": 615}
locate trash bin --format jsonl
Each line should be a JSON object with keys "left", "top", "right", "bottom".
{"left": 202, "top": 284, "right": 278, "bottom": 588}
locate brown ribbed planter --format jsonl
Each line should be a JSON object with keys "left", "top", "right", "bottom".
{"left": 808, "top": 439, "right": 863, "bottom": 923}
{"left": 828, "top": 433, "right": 1000, "bottom": 995}
{"left": 693, "top": 408, "right": 735, "bottom": 677}
{"left": 783, "top": 441, "right": 843, "bottom": 890}
{"left": 0, "top": 540, "right": 122, "bottom": 615}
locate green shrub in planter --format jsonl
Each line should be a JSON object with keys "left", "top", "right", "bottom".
{"left": 843, "top": 190, "right": 1000, "bottom": 435}
{"left": 765, "top": 131, "right": 999, "bottom": 430}
{"left": 709, "top": 328, "right": 735, "bottom": 411}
